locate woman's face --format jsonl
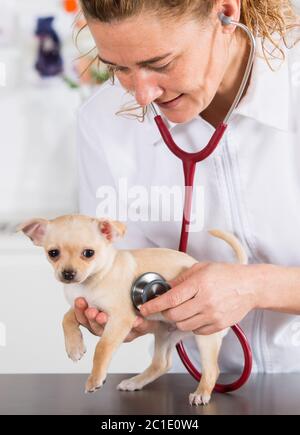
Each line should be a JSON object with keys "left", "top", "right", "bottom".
{"left": 87, "top": 10, "right": 235, "bottom": 123}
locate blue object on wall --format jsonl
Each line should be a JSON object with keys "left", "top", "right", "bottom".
{"left": 35, "top": 17, "right": 63, "bottom": 77}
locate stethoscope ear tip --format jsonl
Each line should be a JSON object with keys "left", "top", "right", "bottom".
{"left": 218, "top": 12, "right": 233, "bottom": 26}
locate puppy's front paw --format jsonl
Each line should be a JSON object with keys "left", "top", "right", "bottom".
{"left": 85, "top": 374, "right": 106, "bottom": 394}
{"left": 189, "top": 391, "right": 211, "bottom": 406}
{"left": 117, "top": 377, "right": 144, "bottom": 392}
{"left": 65, "top": 334, "right": 86, "bottom": 362}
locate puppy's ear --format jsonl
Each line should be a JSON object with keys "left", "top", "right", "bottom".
{"left": 16, "top": 218, "right": 49, "bottom": 246}
{"left": 98, "top": 219, "right": 127, "bottom": 243}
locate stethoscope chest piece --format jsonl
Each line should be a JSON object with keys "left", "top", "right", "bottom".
{"left": 131, "top": 272, "right": 171, "bottom": 311}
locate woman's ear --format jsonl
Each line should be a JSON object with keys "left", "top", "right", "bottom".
{"left": 16, "top": 218, "right": 49, "bottom": 246}
{"left": 217, "top": 0, "right": 241, "bottom": 34}
{"left": 98, "top": 219, "right": 127, "bottom": 243}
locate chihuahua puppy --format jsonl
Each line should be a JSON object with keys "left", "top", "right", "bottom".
{"left": 17, "top": 214, "right": 247, "bottom": 406}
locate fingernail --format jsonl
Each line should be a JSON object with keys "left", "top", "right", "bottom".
{"left": 75, "top": 299, "right": 85, "bottom": 309}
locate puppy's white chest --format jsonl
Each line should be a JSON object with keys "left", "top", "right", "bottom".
{"left": 64, "top": 284, "right": 100, "bottom": 309}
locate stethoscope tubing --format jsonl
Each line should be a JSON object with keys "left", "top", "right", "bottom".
{"left": 148, "top": 15, "right": 257, "bottom": 393}
{"left": 154, "top": 111, "right": 253, "bottom": 393}
{"left": 176, "top": 325, "right": 253, "bottom": 393}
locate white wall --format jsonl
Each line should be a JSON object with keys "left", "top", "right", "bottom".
{"left": 0, "top": 0, "right": 153, "bottom": 374}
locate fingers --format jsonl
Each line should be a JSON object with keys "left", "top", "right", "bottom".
{"left": 74, "top": 298, "right": 89, "bottom": 328}
{"left": 96, "top": 312, "right": 108, "bottom": 325}
{"left": 193, "top": 324, "right": 222, "bottom": 336}
{"left": 124, "top": 320, "right": 158, "bottom": 343}
{"left": 74, "top": 299, "right": 154, "bottom": 342}
{"left": 168, "top": 262, "right": 209, "bottom": 288}
{"left": 74, "top": 298, "right": 108, "bottom": 337}
{"left": 176, "top": 313, "right": 211, "bottom": 333}
{"left": 163, "top": 298, "right": 201, "bottom": 323}
{"left": 167, "top": 269, "right": 194, "bottom": 288}
{"left": 133, "top": 316, "right": 144, "bottom": 328}
{"left": 140, "top": 282, "right": 197, "bottom": 317}
{"left": 85, "top": 308, "right": 106, "bottom": 337}
{"left": 140, "top": 263, "right": 210, "bottom": 317}
{"left": 124, "top": 331, "right": 142, "bottom": 343}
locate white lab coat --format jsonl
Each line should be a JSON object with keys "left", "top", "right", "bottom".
{"left": 77, "top": 39, "right": 300, "bottom": 373}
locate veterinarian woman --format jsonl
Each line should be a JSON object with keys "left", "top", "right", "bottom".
{"left": 74, "top": 0, "right": 300, "bottom": 374}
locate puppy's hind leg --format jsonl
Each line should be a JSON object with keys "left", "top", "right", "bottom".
{"left": 63, "top": 308, "right": 86, "bottom": 362}
{"left": 117, "top": 322, "right": 176, "bottom": 392}
{"left": 189, "top": 331, "right": 225, "bottom": 406}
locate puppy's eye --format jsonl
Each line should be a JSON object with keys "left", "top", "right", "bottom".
{"left": 82, "top": 249, "right": 95, "bottom": 258}
{"left": 48, "top": 250, "right": 60, "bottom": 259}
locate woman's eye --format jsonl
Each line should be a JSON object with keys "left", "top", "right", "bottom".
{"left": 48, "top": 250, "right": 60, "bottom": 258}
{"left": 109, "top": 65, "right": 129, "bottom": 74}
{"left": 150, "top": 62, "right": 172, "bottom": 72}
{"left": 82, "top": 250, "right": 95, "bottom": 258}
{"left": 110, "top": 62, "right": 172, "bottom": 74}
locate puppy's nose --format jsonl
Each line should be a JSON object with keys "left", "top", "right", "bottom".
{"left": 62, "top": 270, "right": 77, "bottom": 281}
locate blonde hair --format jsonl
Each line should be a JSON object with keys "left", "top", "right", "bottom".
{"left": 79, "top": 1, "right": 299, "bottom": 55}
{"left": 78, "top": 0, "right": 299, "bottom": 120}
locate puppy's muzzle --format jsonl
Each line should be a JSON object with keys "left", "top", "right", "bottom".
{"left": 62, "top": 270, "right": 77, "bottom": 282}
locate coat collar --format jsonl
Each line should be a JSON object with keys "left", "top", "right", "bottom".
{"left": 145, "top": 38, "right": 291, "bottom": 139}
{"left": 233, "top": 41, "right": 290, "bottom": 132}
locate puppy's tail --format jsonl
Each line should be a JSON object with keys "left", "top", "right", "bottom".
{"left": 208, "top": 229, "right": 248, "bottom": 265}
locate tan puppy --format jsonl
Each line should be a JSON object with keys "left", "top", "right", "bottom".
{"left": 17, "top": 214, "right": 247, "bottom": 406}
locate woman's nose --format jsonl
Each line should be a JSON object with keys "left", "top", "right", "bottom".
{"left": 131, "top": 71, "right": 163, "bottom": 107}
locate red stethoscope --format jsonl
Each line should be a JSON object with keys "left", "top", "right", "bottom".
{"left": 150, "top": 13, "right": 256, "bottom": 393}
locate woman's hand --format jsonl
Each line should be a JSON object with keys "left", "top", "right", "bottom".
{"left": 74, "top": 298, "right": 159, "bottom": 342}
{"left": 140, "top": 262, "right": 261, "bottom": 335}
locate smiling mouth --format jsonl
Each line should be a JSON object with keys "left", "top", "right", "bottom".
{"left": 157, "top": 94, "right": 184, "bottom": 105}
